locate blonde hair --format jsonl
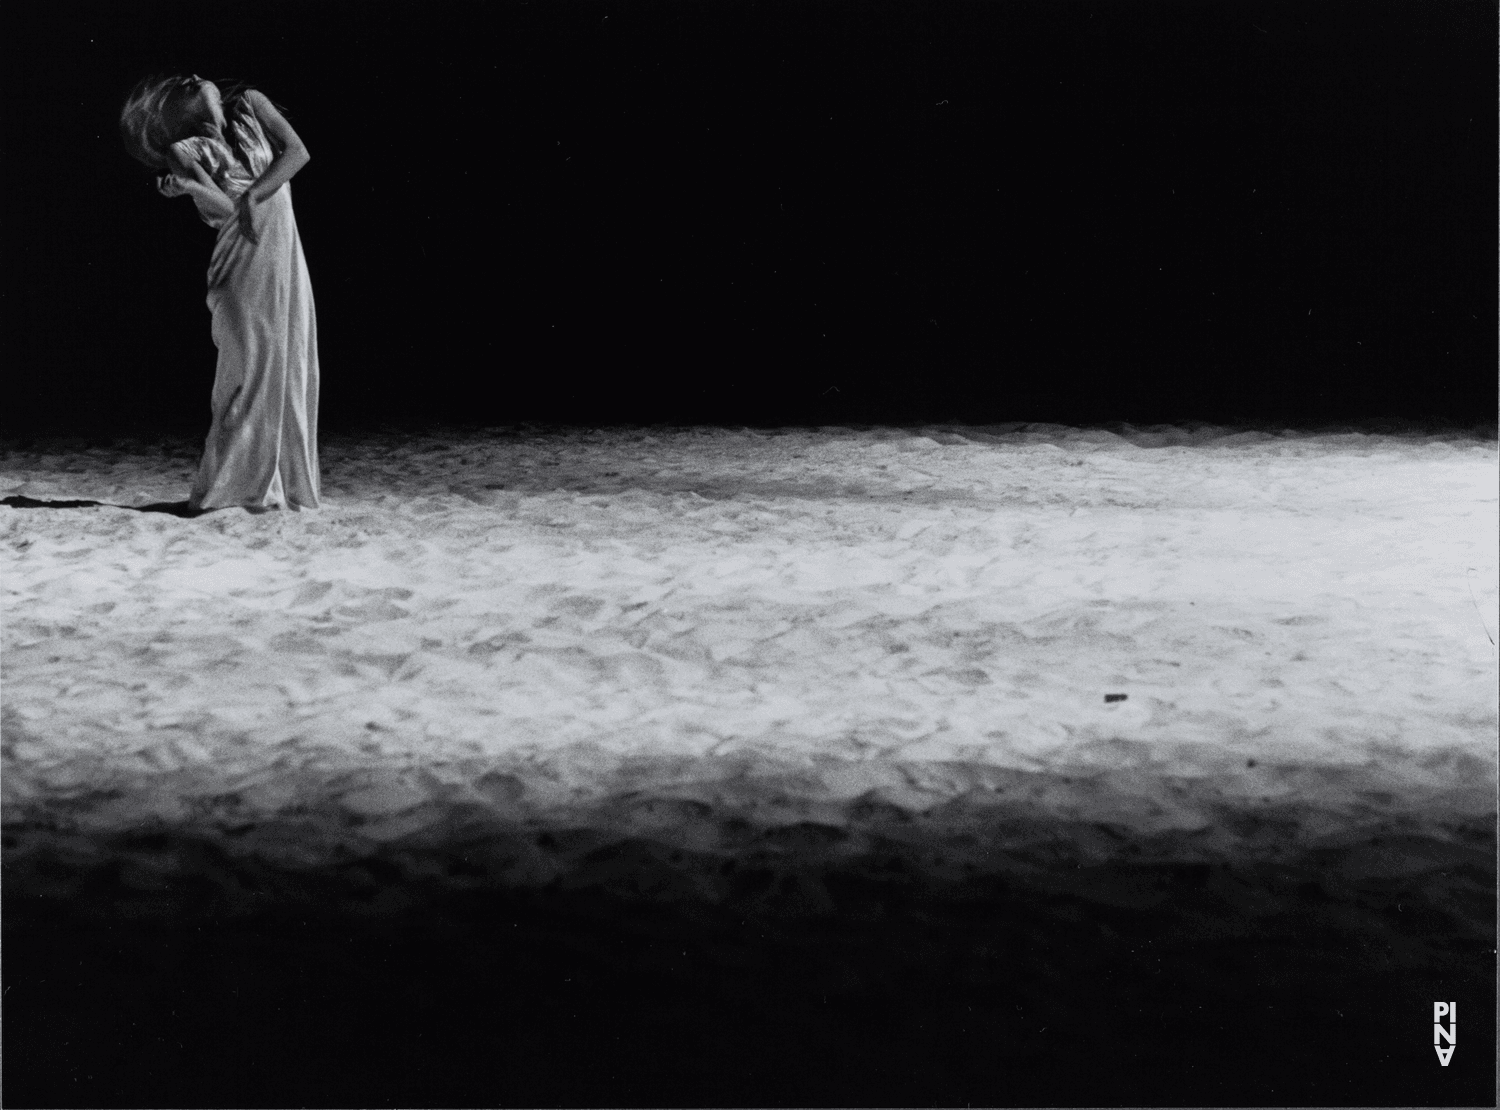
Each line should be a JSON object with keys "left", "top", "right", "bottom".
{"left": 120, "top": 74, "right": 200, "bottom": 170}
{"left": 120, "top": 74, "right": 282, "bottom": 172}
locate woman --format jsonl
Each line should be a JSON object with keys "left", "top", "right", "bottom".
{"left": 121, "top": 74, "right": 320, "bottom": 512}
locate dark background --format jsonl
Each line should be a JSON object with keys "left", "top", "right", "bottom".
{"left": 3, "top": 0, "right": 1495, "bottom": 433}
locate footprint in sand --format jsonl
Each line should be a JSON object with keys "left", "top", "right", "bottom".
{"left": 550, "top": 594, "right": 607, "bottom": 620}
{"left": 333, "top": 586, "right": 415, "bottom": 622}
{"left": 289, "top": 580, "right": 335, "bottom": 607}
{"left": 340, "top": 776, "right": 429, "bottom": 818}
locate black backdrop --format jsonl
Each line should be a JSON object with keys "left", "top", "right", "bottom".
{"left": 3, "top": 0, "right": 1495, "bottom": 433}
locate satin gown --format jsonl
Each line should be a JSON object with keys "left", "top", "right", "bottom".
{"left": 161, "top": 106, "right": 320, "bottom": 511}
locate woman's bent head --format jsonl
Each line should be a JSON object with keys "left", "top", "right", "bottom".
{"left": 120, "top": 74, "right": 227, "bottom": 169}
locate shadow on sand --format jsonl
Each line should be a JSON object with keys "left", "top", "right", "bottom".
{"left": 2, "top": 495, "right": 204, "bottom": 518}
{"left": 4, "top": 759, "right": 1495, "bottom": 1108}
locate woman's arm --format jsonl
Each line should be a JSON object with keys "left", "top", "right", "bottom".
{"left": 164, "top": 144, "right": 238, "bottom": 226}
{"left": 241, "top": 89, "right": 311, "bottom": 205}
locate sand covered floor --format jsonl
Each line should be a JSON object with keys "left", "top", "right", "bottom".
{"left": 5, "top": 423, "right": 1495, "bottom": 859}
{"left": 3, "top": 422, "right": 1497, "bottom": 1105}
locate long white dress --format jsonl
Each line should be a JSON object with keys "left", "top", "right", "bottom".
{"left": 162, "top": 106, "right": 320, "bottom": 511}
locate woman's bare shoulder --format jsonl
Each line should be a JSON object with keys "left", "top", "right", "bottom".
{"left": 241, "top": 88, "right": 304, "bottom": 152}
{"left": 242, "top": 88, "right": 283, "bottom": 121}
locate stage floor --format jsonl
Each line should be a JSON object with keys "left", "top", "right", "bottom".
{"left": 3, "top": 422, "right": 1495, "bottom": 1105}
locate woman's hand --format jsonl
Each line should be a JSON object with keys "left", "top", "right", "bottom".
{"left": 162, "top": 145, "right": 237, "bottom": 226}
{"left": 235, "top": 190, "right": 262, "bottom": 244}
